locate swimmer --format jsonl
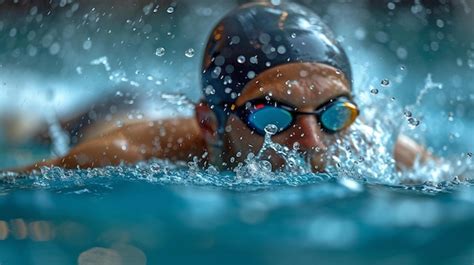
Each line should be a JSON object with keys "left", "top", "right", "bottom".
{"left": 15, "top": 2, "right": 430, "bottom": 173}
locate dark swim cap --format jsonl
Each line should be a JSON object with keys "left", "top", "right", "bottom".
{"left": 201, "top": 2, "right": 352, "bottom": 110}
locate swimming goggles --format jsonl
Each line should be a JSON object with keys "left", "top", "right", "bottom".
{"left": 227, "top": 96, "right": 359, "bottom": 136}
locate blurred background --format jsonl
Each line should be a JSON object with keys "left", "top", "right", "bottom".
{"left": 0, "top": 0, "right": 473, "bottom": 167}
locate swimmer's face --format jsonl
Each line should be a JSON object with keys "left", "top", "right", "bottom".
{"left": 223, "top": 62, "right": 352, "bottom": 172}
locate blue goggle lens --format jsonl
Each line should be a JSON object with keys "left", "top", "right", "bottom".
{"left": 248, "top": 106, "right": 293, "bottom": 134}
{"left": 320, "top": 102, "right": 357, "bottom": 132}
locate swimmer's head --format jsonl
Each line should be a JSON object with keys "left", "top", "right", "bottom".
{"left": 201, "top": 2, "right": 352, "bottom": 109}
{"left": 197, "top": 2, "right": 355, "bottom": 171}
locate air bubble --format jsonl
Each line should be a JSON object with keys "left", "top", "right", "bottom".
{"left": 370, "top": 88, "right": 379, "bottom": 94}
{"left": 166, "top": 7, "right": 174, "bottom": 13}
{"left": 381, "top": 79, "right": 390, "bottom": 86}
{"left": 404, "top": 110, "right": 412, "bottom": 118}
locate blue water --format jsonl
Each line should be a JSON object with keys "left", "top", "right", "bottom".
{"left": 1, "top": 163, "right": 473, "bottom": 265}
{"left": 1, "top": 1, "right": 474, "bottom": 265}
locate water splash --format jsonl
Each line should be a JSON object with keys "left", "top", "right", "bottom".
{"left": 1, "top": 74, "right": 472, "bottom": 194}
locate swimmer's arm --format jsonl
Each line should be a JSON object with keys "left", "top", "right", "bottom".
{"left": 15, "top": 118, "right": 206, "bottom": 172}
{"left": 394, "top": 134, "right": 433, "bottom": 169}
{"left": 18, "top": 135, "right": 146, "bottom": 171}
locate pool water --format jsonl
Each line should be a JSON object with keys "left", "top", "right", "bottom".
{"left": 1, "top": 161, "right": 473, "bottom": 265}
{"left": 1, "top": 0, "right": 474, "bottom": 264}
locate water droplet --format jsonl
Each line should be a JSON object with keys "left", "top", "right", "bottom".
{"left": 277, "top": 45, "right": 286, "bottom": 54}
{"left": 259, "top": 160, "right": 272, "bottom": 172}
{"left": 271, "top": 0, "right": 281, "bottom": 5}
{"left": 250, "top": 56, "right": 258, "bottom": 64}
{"left": 124, "top": 99, "right": 134, "bottom": 105}
{"left": 247, "top": 71, "right": 256, "bottom": 79}
{"left": 184, "top": 48, "right": 195, "bottom": 58}
{"left": 370, "top": 88, "right": 379, "bottom": 94}
{"left": 230, "top": 36, "right": 240, "bottom": 45}
{"left": 166, "top": 7, "right": 174, "bottom": 13}
{"left": 204, "top": 85, "right": 215, "bottom": 95}
{"left": 448, "top": 112, "right": 454, "bottom": 122}
{"left": 381, "top": 79, "right": 390, "bottom": 86}
{"left": 155, "top": 47, "right": 165, "bottom": 56}
{"left": 237, "top": 55, "right": 246, "bottom": 64}
{"left": 143, "top": 3, "right": 153, "bottom": 15}
{"left": 82, "top": 38, "right": 92, "bottom": 50}
{"left": 264, "top": 124, "right": 278, "bottom": 136}
{"left": 292, "top": 142, "right": 300, "bottom": 150}
{"left": 436, "top": 19, "right": 445, "bottom": 28}
{"left": 408, "top": 117, "right": 420, "bottom": 128}
{"left": 49, "top": 42, "right": 61, "bottom": 55}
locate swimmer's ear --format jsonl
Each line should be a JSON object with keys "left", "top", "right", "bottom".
{"left": 195, "top": 101, "right": 218, "bottom": 142}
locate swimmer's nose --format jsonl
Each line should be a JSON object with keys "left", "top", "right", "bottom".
{"left": 285, "top": 115, "right": 328, "bottom": 172}
{"left": 290, "top": 115, "right": 328, "bottom": 152}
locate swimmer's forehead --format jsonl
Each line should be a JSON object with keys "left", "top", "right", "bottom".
{"left": 235, "top": 62, "right": 351, "bottom": 109}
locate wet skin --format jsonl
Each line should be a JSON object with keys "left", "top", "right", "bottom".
{"left": 15, "top": 62, "right": 429, "bottom": 172}
{"left": 223, "top": 62, "right": 350, "bottom": 171}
